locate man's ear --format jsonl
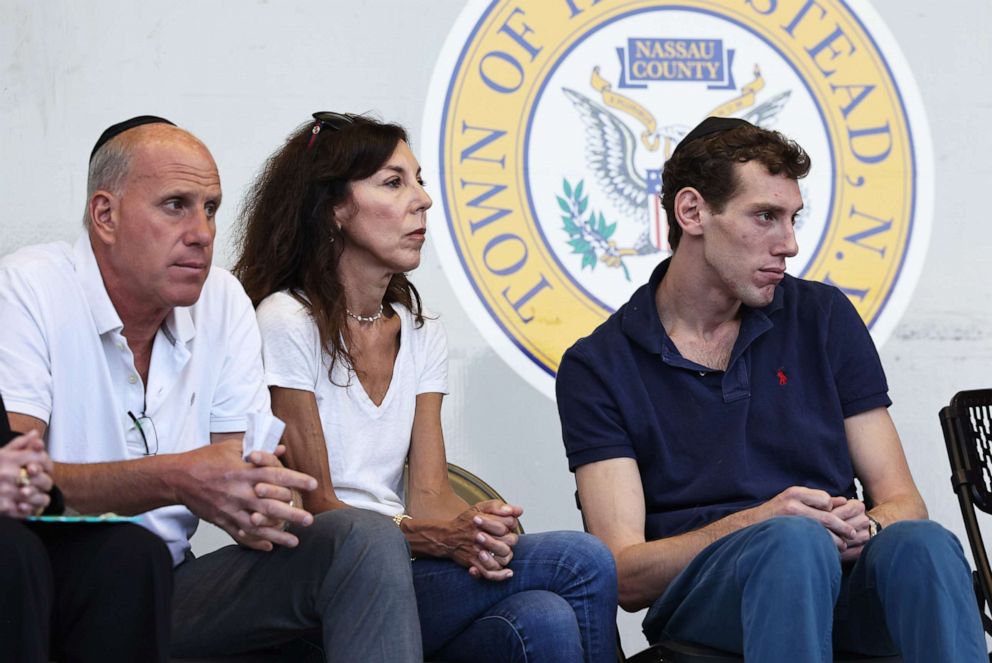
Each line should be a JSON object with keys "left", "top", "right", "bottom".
{"left": 674, "top": 187, "right": 707, "bottom": 240}
{"left": 88, "top": 190, "right": 118, "bottom": 246}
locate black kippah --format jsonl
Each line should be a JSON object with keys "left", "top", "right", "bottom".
{"left": 671, "top": 116, "right": 753, "bottom": 158}
{"left": 89, "top": 115, "right": 176, "bottom": 163}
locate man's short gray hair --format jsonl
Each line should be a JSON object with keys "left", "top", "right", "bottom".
{"left": 82, "top": 139, "right": 132, "bottom": 228}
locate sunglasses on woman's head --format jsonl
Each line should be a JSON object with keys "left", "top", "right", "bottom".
{"left": 307, "top": 111, "right": 357, "bottom": 149}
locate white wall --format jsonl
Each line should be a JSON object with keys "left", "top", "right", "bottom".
{"left": 2, "top": 0, "right": 989, "bottom": 654}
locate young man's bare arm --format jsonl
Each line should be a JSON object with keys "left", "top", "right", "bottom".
{"left": 847, "top": 407, "right": 928, "bottom": 526}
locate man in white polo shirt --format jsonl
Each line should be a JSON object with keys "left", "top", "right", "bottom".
{"left": 0, "top": 116, "right": 422, "bottom": 661}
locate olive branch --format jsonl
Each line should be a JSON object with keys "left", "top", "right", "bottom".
{"left": 557, "top": 178, "right": 631, "bottom": 281}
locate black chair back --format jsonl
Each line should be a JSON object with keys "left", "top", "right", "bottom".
{"left": 939, "top": 388, "right": 992, "bottom": 636}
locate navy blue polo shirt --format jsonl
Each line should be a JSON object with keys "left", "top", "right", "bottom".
{"left": 556, "top": 259, "right": 890, "bottom": 542}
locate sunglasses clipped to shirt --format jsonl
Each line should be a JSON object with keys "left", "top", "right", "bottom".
{"left": 127, "top": 410, "right": 159, "bottom": 456}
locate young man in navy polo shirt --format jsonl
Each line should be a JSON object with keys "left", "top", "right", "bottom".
{"left": 557, "top": 117, "right": 985, "bottom": 662}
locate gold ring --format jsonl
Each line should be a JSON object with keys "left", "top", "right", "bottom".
{"left": 16, "top": 467, "right": 30, "bottom": 488}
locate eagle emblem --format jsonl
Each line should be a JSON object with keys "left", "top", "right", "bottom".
{"left": 558, "top": 65, "right": 790, "bottom": 279}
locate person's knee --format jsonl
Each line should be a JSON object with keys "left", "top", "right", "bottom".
{"left": 877, "top": 519, "right": 956, "bottom": 549}
{"left": 308, "top": 508, "right": 412, "bottom": 581}
{"left": 565, "top": 531, "right": 615, "bottom": 571}
{"left": 489, "top": 590, "right": 582, "bottom": 660}
{"left": 753, "top": 516, "right": 836, "bottom": 552}
{"left": 557, "top": 532, "right": 617, "bottom": 593}
{"left": 88, "top": 524, "right": 172, "bottom": 592}
{"left": 513, "top": 531, "right": 618, "bottom": 600}
{"left": 871, "top": 520, "right": 968, "bottom": 575}
{"left": 100, "top": 524, "right": 170, "bottom": 566}
{"left": 722, "top": 517, "right": 842, "bottom": 619}
{"left": 312, "top": 508, "right": 409, "bottom": 555}
{"left": 108, "top": 523, "right": 171, "bottom": 561}
{"left": 744, "top": 516, "right": 839, "bottom": 578}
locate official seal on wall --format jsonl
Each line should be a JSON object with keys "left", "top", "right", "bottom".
{"left": 422, "top": 0, "right": 932, "bottom": 398}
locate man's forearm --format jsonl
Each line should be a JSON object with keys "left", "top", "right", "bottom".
{"left": 53, "top": 455, "right": 181, "bottom": 515}
{"left": 869, "top": 491, "right": 928, "bottom": 528}
{"left": 617, "top": 506, "right": 763, "bottom": 611}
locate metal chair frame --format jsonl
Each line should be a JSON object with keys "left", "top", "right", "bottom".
{"left": 939, "top": 388, "right": 992, "bottom": 638}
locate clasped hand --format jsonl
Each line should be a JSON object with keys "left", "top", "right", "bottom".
{"left": 179, "top": 439, "right": 318, "bottom": 551}
{"left": 0, "top": 430, "right": 53, "bottom": 518}
{"left": 447, "top": 499, "right": 523, "bottom": 581}
{"left": 761, "top": 486, "right": 870, "bottom": 562}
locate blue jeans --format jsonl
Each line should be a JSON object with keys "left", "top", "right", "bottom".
{"left": 413, "top": 530, "right": 618, "bottom": 662}
{"left": 643, "top": 517, "right": 986, "bottom": 663}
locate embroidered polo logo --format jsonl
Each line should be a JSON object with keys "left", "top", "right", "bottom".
{"left": 776, "top": 369, "right": 788, "bottom": 386}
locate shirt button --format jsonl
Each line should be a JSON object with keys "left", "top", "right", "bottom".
{"left": 698, "top": 371, "right": 707, "bottom": 377}
{"left": 116, "top": 341, "right": 125, "bottom": 351}
{"left": 128, "top": 374, "right": 138, "bottom": 384}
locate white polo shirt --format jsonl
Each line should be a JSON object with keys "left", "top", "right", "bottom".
{"left": 0, "top": 234, "right": 269, "bottom": 565}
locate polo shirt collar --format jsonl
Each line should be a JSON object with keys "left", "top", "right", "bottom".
{"left": 728, "top": 285, "right": 782, "bottom": 369}
{"left": 620, "top": 257, "right": 786, "bottom": 359}
{"left": 74, "top": 234, "right": 123, "bottom": 336}
{"left": 73, "top": 234, "right": 196, "bottom": 346}
{"left": 163, "top": 300, "right": 196, "bottom": 347}
{"left": 621, "top": 259, "right": 671, "bottom": 355}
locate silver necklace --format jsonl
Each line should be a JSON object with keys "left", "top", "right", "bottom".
{"left": 346, "top": 304, "right": 384, "bottom": 324}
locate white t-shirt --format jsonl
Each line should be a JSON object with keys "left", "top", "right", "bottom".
{"left": 0, "top": 235, "right": 270, "bottom": 565}
{"left": 256, "top": 291, "right": 448, "bottom": 516}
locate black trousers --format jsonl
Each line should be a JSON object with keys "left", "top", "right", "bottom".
{"left": 0, "top": 517, "right": 173, "bottom": 662}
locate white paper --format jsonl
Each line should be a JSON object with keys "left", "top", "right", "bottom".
{"left": 242, "top": 411, "right": 286, "bottom": 461}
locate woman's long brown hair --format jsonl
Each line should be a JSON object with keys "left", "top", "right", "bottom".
{"left": 233, "top": 115, "right": 423, "bottom": 381}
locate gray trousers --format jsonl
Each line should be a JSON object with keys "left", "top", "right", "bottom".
{"left": 171, "top": 508, "right": 422, "bottom": 662}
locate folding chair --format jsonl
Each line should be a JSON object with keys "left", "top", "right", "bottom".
{"left": 939, "top": 388, "right": 992, "bottom": 640}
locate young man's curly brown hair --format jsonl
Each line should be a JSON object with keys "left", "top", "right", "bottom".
{"left": 661, "top": 123, "right": 811, "bottom": 251}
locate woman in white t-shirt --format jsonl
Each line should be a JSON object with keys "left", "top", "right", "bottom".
{"left": 234, "top": 113, "right": 617, "bottom": 662}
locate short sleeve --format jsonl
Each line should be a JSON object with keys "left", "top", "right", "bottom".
{"left": 208, "top": 274, "right": 270, "bottom": 432}
{"left": 556, "top": 344, "right": 637, "bottom": 472}
{"left": 256, "top": 292, "right": 321, "bottom": 393}
{"left": 0, "top": 259, "right": 55, "bottom": 423}
{"left": 0, "top": 394, "right": 13, "bottom": 442}
{"left": 415, "top": 316, "right": 448, "bottom": 395}
{"left": 827, "top": 288, "right": 891, "bottom": 417}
